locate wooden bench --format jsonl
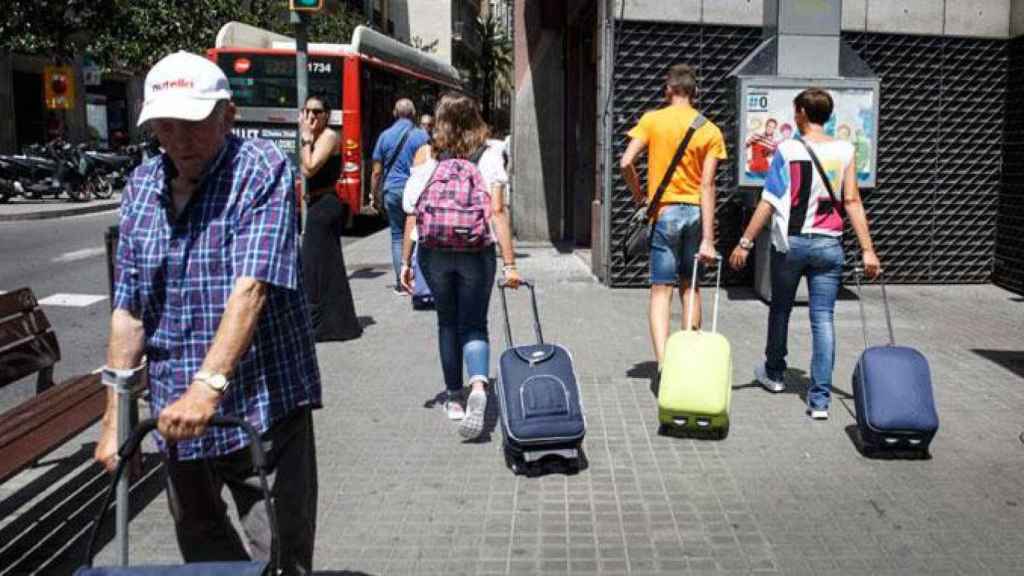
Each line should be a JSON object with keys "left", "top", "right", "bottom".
{"left": 0, "top": 287, "right": 106, "bottom": 484}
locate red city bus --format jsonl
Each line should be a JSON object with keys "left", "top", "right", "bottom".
{"left": 208, "top": 23, "right": 461, "bottom": 226}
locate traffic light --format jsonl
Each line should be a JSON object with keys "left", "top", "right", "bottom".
{"left": 290, "top": 0, "right": 324, "bottom": 12}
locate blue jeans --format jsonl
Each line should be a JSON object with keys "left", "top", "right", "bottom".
{"left": 418, "top": 245, "right": 496, "bottom": 394}
{"left": 765, "top": 235, "right": 844, "bottom": 410}
{"left": 649, "top": 204, "right": 702, "bottom": 285}
{"left": 384, "top": 188, "right": 405, "bottom": 286}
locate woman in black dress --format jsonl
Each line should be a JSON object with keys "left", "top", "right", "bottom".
{"left": 299, "top": 94, "right": 362, "bottom": 341}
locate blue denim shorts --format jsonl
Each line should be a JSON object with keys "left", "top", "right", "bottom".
{"left": 649, "top": 204, "right": 702, "bottom": 285}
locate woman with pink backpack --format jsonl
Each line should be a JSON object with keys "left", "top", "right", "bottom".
{"left": 399, "top": 92, "right": 521, "bottom": 439}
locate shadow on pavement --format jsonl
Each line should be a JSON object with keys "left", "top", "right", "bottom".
{"left": 1, "top": 445, "right": 165, "bottom": 575}
{"left": 357, "top": 316, "right": 376, "bottom": 329}
{"left": 971, "top": 349, "right": 1024, "bottom": 380}
{"left": 626, "top": 360, "right": 659, "bottom": 398}
{"left": 734, "top": 367, "right": 852, "bottom": 405}
{"left": 348, "top": 266, "right": 387, "bottom": 281}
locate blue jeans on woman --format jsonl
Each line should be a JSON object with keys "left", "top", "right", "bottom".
{"left": 418, "top": 245, "right": 496, "bottom": 394}
{"left": 765, "top": 235, "right": 844, "bottom": 411}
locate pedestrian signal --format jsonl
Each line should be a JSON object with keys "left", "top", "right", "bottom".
{"left": 290, "top": 0, "right": 323, "bottom": 12}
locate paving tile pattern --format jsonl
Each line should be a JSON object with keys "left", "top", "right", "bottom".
{"left": 5, "top": 230, "right": 1023, "bottom": 575}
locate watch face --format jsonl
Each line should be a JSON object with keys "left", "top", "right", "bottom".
{"left": 208, "top": 374, "right": 228, "bottom": 391}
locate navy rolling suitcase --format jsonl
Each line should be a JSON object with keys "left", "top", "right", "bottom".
{"left": 496, "top": 280, "right": 585, "bottom": 474}
{"left": 852, "top": 271, "right": 939, "bottom": 456}
{"left": 411, "top": 243, "right": 434, "bottom": 310}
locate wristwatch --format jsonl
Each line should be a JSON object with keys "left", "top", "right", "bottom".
{"left": 301, "top": 138, "right": 314, "bottom": 148}
{"left": 738, "top": 237, "right": 755, "bottom": 250}
{"left": 194, "top": 370, "right": 229, "bottom": 394}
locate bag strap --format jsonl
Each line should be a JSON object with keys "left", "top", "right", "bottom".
{"left": 798, "top": 139, "right": 844, "bottom": 216}
{"left": 381, "top": 125, "right": 413, "bottom": 182}
{"left": 646, "top": 113, "right": 707, "bottom": 222}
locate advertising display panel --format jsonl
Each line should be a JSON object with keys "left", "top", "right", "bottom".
{"left": 737, "top": 78, "right": 879, "bottom": 188}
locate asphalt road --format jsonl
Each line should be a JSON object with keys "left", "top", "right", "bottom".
{"left": 0, "top": 209, "right": 384, "bottom": 412}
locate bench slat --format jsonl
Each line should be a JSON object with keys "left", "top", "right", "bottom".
{"left": 0, "top": 331, "right": 60, "bottom": 386}
{"left": 0, "top": 373, "right": 105, "bottom": 448}
{"left": 0, "top": 373, "right": 106, "bottom": 484}
{"left": 0, "top": 308, "right": 53, "bottom": 350}
{"left": 0, "top": 288, "right": 36, "bottom": 318}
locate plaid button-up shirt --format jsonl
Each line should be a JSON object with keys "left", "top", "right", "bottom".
{"left": 114, "top": 134, "right": 321, "bottom": 460}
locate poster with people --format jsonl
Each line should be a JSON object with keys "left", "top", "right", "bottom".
{"left": 738, "top": 84, "right": 877, "bottom": 188}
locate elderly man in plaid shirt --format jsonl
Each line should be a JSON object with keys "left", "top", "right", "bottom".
{"left": 95, "top": 51, "right": 321, "bottom": 575}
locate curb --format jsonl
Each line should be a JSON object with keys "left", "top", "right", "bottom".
{"left": 0, "top": 201, "right": 120, "bottom": 222}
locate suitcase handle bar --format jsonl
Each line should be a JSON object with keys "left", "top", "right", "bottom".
{"left": 685, "top": 253, "right": 723, "bottom": 334}
{"left": 498, "top": 279, "right": 543, "bottom": 347}
{"left": 81, "top": 416, "right": 280, "bottom": 572}
{"left": 854, "top": 267, "right": 895, "bottom": 348}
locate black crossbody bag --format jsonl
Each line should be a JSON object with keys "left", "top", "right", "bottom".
{"left": 621, "top": 114, "right": 706, "bottom": 262}
{"left": 798, "top": 139, "right": 846, "bottom": 219}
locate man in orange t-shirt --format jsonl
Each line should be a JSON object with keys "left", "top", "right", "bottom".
{"left": 620, "top": 63, "right": 727, "bottom": 370}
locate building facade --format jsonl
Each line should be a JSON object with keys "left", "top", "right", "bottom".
{"left": 512, "top": 0, "right": 1024, "bottom": 295}
{"left": 388, "top": 0, "right": 482, "bottom": 68}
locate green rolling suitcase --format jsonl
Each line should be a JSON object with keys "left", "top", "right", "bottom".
{"left": 657, "top": 255, "right": 732, "bottom": 438}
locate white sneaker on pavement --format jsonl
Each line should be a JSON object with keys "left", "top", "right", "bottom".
{"left": 445, "top": 400, "right": 465, "bottom": 421}
{"left": 459, "top": 389, "right": 487, "bottom": 439}
{"left": 808, "top": 408, "right": 829, "bottom": 420}
{"left": 754, "top": 364, "right": 785, "bottom": 393}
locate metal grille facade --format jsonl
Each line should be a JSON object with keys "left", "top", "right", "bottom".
{"left": 995, "top": 35, "right": 1024, "bottom": 295}
{"left": 609, "top": 23, "right": 1009, "bottom": 287}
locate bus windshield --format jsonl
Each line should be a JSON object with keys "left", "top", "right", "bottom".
{"left": 217, "top": 53, "right": 342, "bottom": 110}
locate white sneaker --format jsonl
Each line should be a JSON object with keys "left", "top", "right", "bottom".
{"left": 459, "top": 389, "right": 487, "bottom": 439}
{"left": 808, "top": 408, "right": 829, "bottom": 420}
{"left": 754, "top": 364, "right": 785, "bottom": 393}
{"left": 445, "top": 400, "right": 465, "bottom": 420}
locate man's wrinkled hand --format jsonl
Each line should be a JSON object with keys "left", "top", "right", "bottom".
{"left": 95, "top": 420, "right": 119, "bottom": 473}
{"left": 157, "top": 381, "right": 221, "bottom": 441}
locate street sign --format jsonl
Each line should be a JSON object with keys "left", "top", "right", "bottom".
{"left": 290, "top": 0, "right": 324, "bottom": 12}
{"left": 44, "top": 66, "right": 76, "bottom": 110}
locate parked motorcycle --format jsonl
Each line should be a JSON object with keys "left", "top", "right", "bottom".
{"left": 80, "top": 145, "right": 137, "bottom": 199}
{"left": 0, "top": 156, "right": 17, "bottom": 203}
{"left": 0, "top": 140, "right": 92, "bottom": 202}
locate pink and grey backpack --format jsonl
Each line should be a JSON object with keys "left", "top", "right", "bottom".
{"left": 415, "top": 147, "right": 493, "bottom": 251}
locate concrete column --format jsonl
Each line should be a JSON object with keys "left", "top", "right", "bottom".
{"left": 0, "top": 52, "right": 14, "bottom": 153}
{"left": 1013, "top": 0, "right": 1024, "bottom": 36}
{"left": 511, "top": 0, "right": 565, "bottom": 241}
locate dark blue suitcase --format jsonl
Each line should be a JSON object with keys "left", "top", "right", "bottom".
{"left": 496, "top": 281, "right": 585, "bottom": 474}
{"left": 852, "top": 272, "right": 939, "bottom": 455}
{"left": 411, "top": 244, "right": 434, "bottom": 310}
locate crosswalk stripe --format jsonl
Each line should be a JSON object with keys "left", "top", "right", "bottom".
{"left": 52, "top": 247, "right": 106, "bottom": 263}
{"left": 37, "top": 293, "right": 108, "bottom": 307}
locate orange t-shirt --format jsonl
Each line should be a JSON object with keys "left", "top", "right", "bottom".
{"left": 627, "top": 105, "right": 727, "bottom": 205}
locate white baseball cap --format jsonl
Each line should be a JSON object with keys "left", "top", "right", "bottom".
{"left": 137, "top": 51, "right": 232, "bottom": 127}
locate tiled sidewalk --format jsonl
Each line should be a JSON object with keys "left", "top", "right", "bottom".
{"left": 12, "top": 229, "right": 1024, "bottom": 575}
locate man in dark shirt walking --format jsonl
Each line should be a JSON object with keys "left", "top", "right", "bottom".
{"left": 95, "top": 51, "right": 321, "bottom": 575}
{"left": 371, "top": 98, "right": 429, "bottom": 292}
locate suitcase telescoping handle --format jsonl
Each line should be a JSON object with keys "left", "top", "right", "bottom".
{"left": 854, "top": 267, "right": 896, "bottom": 349}
{"left": 81, "top": 416, "right": 280, "bottom": 573}
{"left": 685, "top": 253, "right": 724, "bottom": 334}
{"left": 498, "top": 279, "right": 543, "bottom": 348}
